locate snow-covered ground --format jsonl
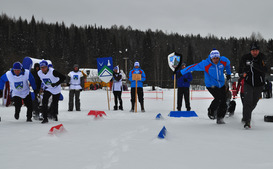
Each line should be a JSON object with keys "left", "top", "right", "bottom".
{"left": 1, "top": 87, "right": 273, "bottom": 169}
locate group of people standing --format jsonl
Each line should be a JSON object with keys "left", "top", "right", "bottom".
{"left": 0, "top": 42, "right": 269, "bottom": 129}
{"left": 111, "top": 61, "right": 146, "bottom": 112}
{"left": 177, "top": 42, "right": 267, "bottom": 129}
{"left": 0, "top": 59, "right": 147, "bottom": 123}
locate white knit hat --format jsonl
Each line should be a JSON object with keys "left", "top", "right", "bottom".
{"left": 210, "top": 49, "right": 220, "bottom": 59}
{"left": 134, "top": 62, "right": 140, "bottom": 67}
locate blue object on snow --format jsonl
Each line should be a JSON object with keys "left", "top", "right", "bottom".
{"left": 156, "top": 113, "right": 162, "bottom": 120}
{"left": 158, "top": 126, "right": 167, "bottom": 139}
{"left": 168, "top": 111, "right": 198, "bottom": 117}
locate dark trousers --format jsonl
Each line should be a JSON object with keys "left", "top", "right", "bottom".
{"left": 69, "top": 90, "right": 81, "bottom": 111}
{"left": 207, "top": 85, "right": 227, "bottom": 119}
{"left": 113, "top": 91, "right": 122, "bottom": 108}
{"left": 42, "top": 91, "right": 60, "bottom": 119}
{"left": 130, "top": 87, "right": 144, "bottom": 109}
{"left": 242, "top": 83, "right": 263, "bottom": 123}
{"left": 13, "top": 94, "right": 33, "bottom": 119}
{"left": 240, "top": 93, "right": 245, "bottom": 104}
{"left": 177, "top": 87, "right": 190, "bottom": 111}
{"left": 32, "top": 95, "right": 39, "bottom": 115}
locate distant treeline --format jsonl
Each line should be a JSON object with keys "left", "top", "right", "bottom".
{"left": 0, "top": 14, "right": 272, "bottom": 87}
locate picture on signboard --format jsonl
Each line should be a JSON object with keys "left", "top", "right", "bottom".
{"left": 167, "top": 52, "right": 183, "bottom": 72}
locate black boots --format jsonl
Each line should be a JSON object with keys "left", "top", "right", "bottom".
{"left": 114, "top": 105, "right": 118, "bottom": 111}
{"left": 41, "top": 118, "right": 48, "bottom": 124}
{"left": 140, "top": 102, "right": 145, "bottom": 112}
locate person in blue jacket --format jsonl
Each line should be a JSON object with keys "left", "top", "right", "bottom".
{"left": 174, "top": 63, "right": 192, "bottom": 111}
{"left": 129, "top": 62, "right": 146, "bottom": 112}
{"left": 0, "top": 62, "right": 37, "bottom": 122}
{"left": 181, "top": 49, "right": 231, "bottom": 124}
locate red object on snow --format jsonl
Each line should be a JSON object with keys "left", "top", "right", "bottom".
{"left": 49, "top": 124, "right": 65, "bottom": 134}
{"left": 88, "top": 110, "right": 106, "bottom": 118}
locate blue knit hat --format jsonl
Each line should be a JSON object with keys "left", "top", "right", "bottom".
{"left": 39, "top": 60, "right": 48, "bottom": 67}
{"left": 210, "top": 49, "right": 220, "bottom": 59}
{"left": 13, "top": 62, "right": 22, "bottom": 70}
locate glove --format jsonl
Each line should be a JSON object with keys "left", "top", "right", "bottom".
{"left": 246, "top": 60, "right": 255, "bottom": 67}
{"left": 80, "top": 89, "right": 83, "bottom": 92}
{"left": 226, "top": 75, "right": 231, "bottom": 81}
{"left": 183, "top": 79, "right": 188, "bottom": 82}
{"left": 51, "top": 83, "right": 58, "bottom": 87}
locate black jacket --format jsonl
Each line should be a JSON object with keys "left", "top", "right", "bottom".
{"left": 31, "top": 63, "right": 41, "bottom": 91}
{"left": 238, "top": 52, "right": 267, "bottom": 87}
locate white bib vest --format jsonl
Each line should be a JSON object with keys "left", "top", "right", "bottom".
{"left": 38, "top": 67, "right": 61, "bottom": 94}
{"left": 68, "top": 71, "right": 83, "bottom": 90}
{"left": 6, "top": 69, "right": 30, "bottom": 98}
{"left": 112, "top": 72, "right": 123, "bottom": 91}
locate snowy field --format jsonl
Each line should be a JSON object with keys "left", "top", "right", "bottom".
{"left": 1, "top": 87, "right": 273, "bottom": 169}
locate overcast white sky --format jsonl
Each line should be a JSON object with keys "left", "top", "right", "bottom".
{"left": 1, "top": 0, "right": 273, "bottom": 40}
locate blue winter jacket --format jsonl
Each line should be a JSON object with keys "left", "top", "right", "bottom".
{"left": 129, "top": 67, "right": 146, "bottom": 88}
{"left": 180, "top": 55, "right": 231, "bottom": 88}
{"left": 174, "top": 69, "right": 192, "bottom": 88}
{"left": 0, "top": 68, "right": 37, "bottom": 90}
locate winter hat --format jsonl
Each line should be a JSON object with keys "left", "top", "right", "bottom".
{"left": 134, "top": 62, "right": 140, "bottom": 67}
{"left": 250, "top": 42, "right": 259, "bottom": 50}
{"left": 73, "top": 64, "right": 79, "bottom": 68}
{"left": 210, "top": 49, "right": 220, "bottom": 59}
{"left": 13, "top": 62, "right": 22, "bottom": 70}
{"left": 48, "top": 64, "right": 53, "bottom": 68}
{"left": 113, "top": 66, "right": 119, "bottom": 72}
{"left": 34, "top": 63, "right": 40, "bottom": 69}
{"left": 39, "top": 60, "right": 48, "bottom": 67}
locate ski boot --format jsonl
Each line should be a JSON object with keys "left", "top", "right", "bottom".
{"left": 141, "top": 103, "right": 145, "bottom": 112}
{"left": 208, "top": 108, "right": 216, "bottom": 120}
{"left": 244, "top": 121, "right": 251, "bottom": 129}
{"left": 216, "top": 118, "right": 225, "bottom": 124}
{"left": 130, "top": 102, "right": 135, "bottom": 112}
{"left": 41, "top": 118, "right": 48, "bottom": 124}
{"left": 14, "top": 112, "right": 19, "bottom": 120}
{"left": 114, "top": 105, "right": 118, "bottom": 111}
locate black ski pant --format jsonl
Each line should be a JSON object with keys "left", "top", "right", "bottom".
{"left": 207, "top": 85, "right": 227, "bottom": 119}
{"left": 130, "top": 87, "right": 144, "bottom": 109}
{"left": 242, "top": 83, "right": 263, "bottom": 123}
{"left": 240, "top": 93, "right": 245, "bottom": 104}
{"left": 13, "top": 93, "right": 33, "bottom": 119}
{"left": 177, "top": 87, "right": 191, "bottom": 111}
{"left": 32, "top": 95, "right": 39, "bottom": 115}
{"left": 113, "top": 91, "right": 122, "bottom": 108}
{"left": 69, "top": 89, "right": 81, "bottom": 111}
{"left": 42, "top": 91, "right": 60, "bottom": 119}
